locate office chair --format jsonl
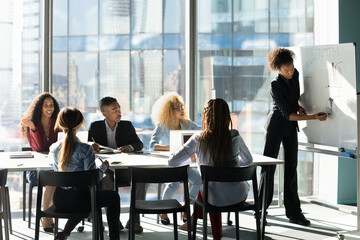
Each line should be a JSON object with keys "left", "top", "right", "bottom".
{"left": 0, "top": 169, "right": 10, "bottom": 240}
{"left": 129, "top": 165, "right": 191, "bottom": 240}
{"left": 114, "top": 168, "right": 163, "bottom": 224}
{"left": 34, "top": 169, "right": 103, "bottom": 240}
{"left": 192, "top": 165, "right": 261, "bottom": 240}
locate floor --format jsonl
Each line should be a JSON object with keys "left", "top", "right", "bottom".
{"left": 3, "top": 199, "right": 357, "bottom": 240}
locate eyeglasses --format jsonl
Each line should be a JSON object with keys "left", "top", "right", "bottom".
{"left": 173, "top": 105, "right": 184, "bottom": 111}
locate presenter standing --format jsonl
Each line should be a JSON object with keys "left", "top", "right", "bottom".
{"left": 260, "top": 48, "right": 327, "bottom": 226}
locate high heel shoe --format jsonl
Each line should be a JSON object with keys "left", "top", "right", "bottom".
{"left": 41, "top": 218, "right": 54, "bottom": 233}
{"left": 181, "top": 212, "right": 187, "bottom": 223}
{"left": 160, "top": 214, "right": 170, "bottom": 225}
{"left": 179, "top": 216, "right": 193, "bottom": 231}
{"left": 54, "top": 231, "right": 68, "bottom": 240}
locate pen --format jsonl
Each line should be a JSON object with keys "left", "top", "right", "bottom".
{"left": 91, "top": 137, "right": 96, "bottom": 143}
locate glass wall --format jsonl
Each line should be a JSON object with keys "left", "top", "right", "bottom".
{"left": 0, "top": 0, "right": 42, "bottom": 151}
{"left": 0, "top": 0, "right": 42, "bottom": 210}
{"left": 52, "top": 0, "right": 187, "bottom": 144}
{"left": 196, "top": 0, "right": 314, "bottom": 196}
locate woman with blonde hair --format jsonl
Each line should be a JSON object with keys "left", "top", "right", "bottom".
{"left": 149, "top": 92, "right": 202, "bottom": 225}
{"left": 20, "top": 92, "right": 60, "bottom": 232}
{"left": 48, "top": 107, "right": 120, "bottom": 240}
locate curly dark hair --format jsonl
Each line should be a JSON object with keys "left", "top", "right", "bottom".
{"left": 20, "top": 92, "right": 60, "bottom": 139}
{"left": 267, "top": 47, "right": 295, "bottom": 71}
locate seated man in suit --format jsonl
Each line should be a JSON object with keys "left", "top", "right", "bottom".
{"left": 88, "top": 96, "right": 144, "bottom": 233}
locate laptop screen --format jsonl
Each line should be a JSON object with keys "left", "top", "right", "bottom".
{"left": 169, "top": 130, "right": 201, "bottom": 154}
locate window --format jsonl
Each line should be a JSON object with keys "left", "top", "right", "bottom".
{"left": 52, "top": 0, "right": 187, "bottom": 141}
{"left": 0, "top": 0, "right": 42, "bottom": 151}
{"left": 196, "top": 0, "right": 314, "bottom": 196}
{"left": 0, "top": 0, "right": 42, "bottom": 210}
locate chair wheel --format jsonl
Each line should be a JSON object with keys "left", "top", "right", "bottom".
{"left": 227, "top": 220, "right": 233, "bottom": 226}
{"left": 77, "top": 226, "right": 84, "bottom": 232}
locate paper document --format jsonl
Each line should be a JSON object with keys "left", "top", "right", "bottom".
{"left": 99, "top": 146, "right": 121, "bottom": 154}
{"left": 10, "top": 152, "right": 34, "bottom": 159}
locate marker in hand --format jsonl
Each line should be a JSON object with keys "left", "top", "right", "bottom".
{"left": 316, "top": 112, "right": 328, "bottom": 121}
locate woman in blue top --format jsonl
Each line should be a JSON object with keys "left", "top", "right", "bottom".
{"left": 48, "top": 107, "right": 120, "bottom": 240}
{"left": 149, "top": 92, "right": 202, "bottom": 225}
{"left": 168, "top": 98, "right": 253, "bottom": 240}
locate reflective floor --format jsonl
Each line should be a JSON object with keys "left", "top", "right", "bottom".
{"left": 3, "top": 198, "right": 357, "bottom": 240}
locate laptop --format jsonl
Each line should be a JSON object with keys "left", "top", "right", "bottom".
{"left": 169, "top": 130, "right": 201, "bottom": 154}
{"left": 57, "top": 131, "right": 89, "bottom": 143}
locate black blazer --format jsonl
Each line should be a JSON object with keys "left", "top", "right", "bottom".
{"left": 88, "top": 120, "right": 143, "bottom": 151}
{"left": 265, "top": 69, "right": 300, "bottom": 136}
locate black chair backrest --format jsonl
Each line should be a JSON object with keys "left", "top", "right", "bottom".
{"left": 129, "top": 165, "right": 189, "bottom": 184}
{"left": 38, "top": 169, "right": 99, "bottom": 188}
{"left": 0, "top": 169, "right": 7, "bottom": 187}
{"left": 200, "top": 165, "right": 258, "bottom": 213}
{"left": 200, "top": 165, "right": 256, "bottom": 183}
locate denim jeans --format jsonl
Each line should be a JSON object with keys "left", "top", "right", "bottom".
{"left": 26, "top": 170, "right": 38, "bottom": 183}
{"left": 162, "top": 167, "right": 201, "bottom": 201}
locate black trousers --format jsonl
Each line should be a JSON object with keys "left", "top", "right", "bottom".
{"left": 259, "top": 129, "right": 302, "bottom": 218}
{"left": 53, "top": 187, "right": 120, "bottom": 240}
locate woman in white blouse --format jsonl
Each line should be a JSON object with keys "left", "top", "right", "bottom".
{"left": 168, "top": 98, "right": 253, "bottom": 240}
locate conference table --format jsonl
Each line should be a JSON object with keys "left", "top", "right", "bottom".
{"left": 1, "top": 151, "right": 283, "bottom": 239}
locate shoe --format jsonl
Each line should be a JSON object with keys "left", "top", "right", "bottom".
{"left": 160, "top": 214, "right": 170, "bottom": 225}
{"left": 54, "top": 232, "right": 68, "bottom": 240}
{"left": 182, "top": 212, "right": 187, "bottom": 223}
{"left": 289, "top": 213, "right": 311, "bottom": 226}
{"left": 119, "top": 221, "right": 124, "bottom": 231}
{"left": 179, "top": 216, "right": 193, "bottom": 231}
{"left": 41, "top": 217, "right": 54, "bottom": 233}
{"left": 125, "top": 219, "right": 144, "bottom": 234}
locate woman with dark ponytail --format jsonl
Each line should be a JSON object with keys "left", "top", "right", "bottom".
{"left": 48, "top": 107, "right": 120, "bottom": 240}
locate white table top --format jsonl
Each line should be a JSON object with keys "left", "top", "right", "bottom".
{"left": 0, "top": 152, "right": 51, "bottom": 172}
{"left": 0, "top": 151, "right": 283, "bottom": 172}
{"left": 98, "top": 151, "right": 283, "bottom": 168}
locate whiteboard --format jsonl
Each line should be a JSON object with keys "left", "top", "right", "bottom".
{"left": 291, "top": 43, "right": 357, "bottom": 149}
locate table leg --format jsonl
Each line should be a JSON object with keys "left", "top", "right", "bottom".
{"left": 22, "top": 171, "right": 26, "bottom": 221}
{"left": 260, "top": 165, "right": 269, "bottom": 240}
